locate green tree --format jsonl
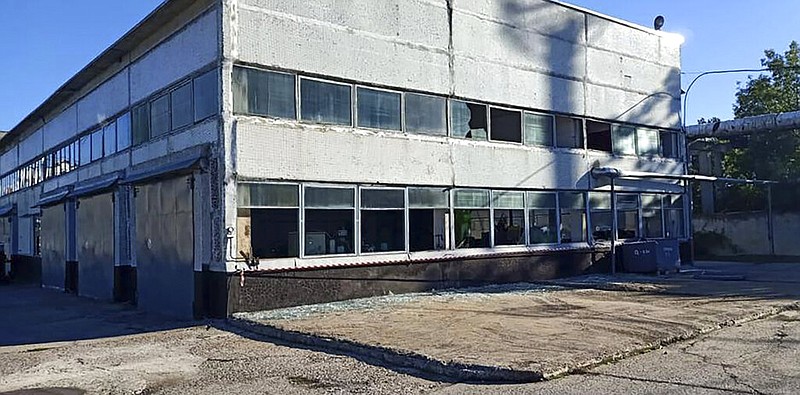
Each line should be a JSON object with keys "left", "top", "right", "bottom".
{"left": 726, "top": 41, "right": 800, "bottom": 181}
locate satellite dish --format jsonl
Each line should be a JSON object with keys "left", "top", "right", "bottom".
{"left": 654, "top": 15, "right": 665, "bottom": 31}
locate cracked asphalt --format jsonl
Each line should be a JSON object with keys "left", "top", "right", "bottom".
{"left": 1, "top": 261, "right": 799, "bottom": 394}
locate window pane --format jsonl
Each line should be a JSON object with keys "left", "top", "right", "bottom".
{"left": 560, "top": 207, "right": 586, "bottom": 243}
{"left": 233, "top": 67, "right": 296, "bottom": 119}
{"left": 666, "top": 194, "right": 684, "bottom": 209}
{"left": 103, "top": 122, "right": 117, "bottom": 156}
{"left": 150, "top": 94, "right": 170, "bottom": 137}
{"left": 409, "top": 187, "right": 448, "bottom": 208}
{"left": 495, "top": 209, "right": 524, "bottom": 245}
{"left": 493, "top": 191, "right": 524, "bottom": 209}
{"left": 171, "top": 83, "right": 193, "bottom": 130}
{"left": 612, "top": 125, "right": 637, "bottom": 155}
{"left": 455, "top": 209, "right": 490, "bottom": 248}
{"left": 660, "top": 131, "right": 678, "bottom": 158}
{"left": 454, "top": 189, "right": 490, "bottom": 208}
{"left": 559, "top": 191, "right": 585, "bottom": 210}
{"left": 530, "top": 208, "right": 558, "bottom": 244}
{"left": 194, "top": 69, "right": 219, "bottom": 121}
{"left": 641, "top": 194, "right": 661, "bottom": 209}
{"left": 450, "top": 100, "right": 487, "bottom": 140}
{"left": 636, "top": 128, "right": 660, "bottom": 156}
{"left": 589, "top": 192, "right": 611, "bottom": 210}
{"left": 131, "top": 104, "right": 150, "bottom": 145}
{"left": 304, "top": 187, "right": 354, "bottom": 208}
{"left": 490, "top": 108, "right": 522, "bottom": 143}
{"left": 361, "top": 189, "right": 404, "bottom": 209}
{"left": 117, "top": 112, "right": 131, "bottom": 151}
{"left": 665, "top": 209, "right": 685, "bottom": 238}
{"left": 524, "top": 112, "right": 554, "bottom": 146}
{"left": 88, "top": 130, "right": 102, "bottom": 161}
{"left": 617, "top": 210, "right": 639, "bottom": 239}
{"left": 590, "top": 211, "right": 613, "bottom": 241}
{"left": 409, "top": 209, "right": 448, "bottom": 251}
{"left": 643, "top": 209, "right": 664, "bottom": 238}
{"left": 587, "top": 121, "right": 612, "bottom": 152}
{"left": 238, "top": 183, "right": 299, "bottom": 207}
{"left": 617, "top": 194, "right": 639, "bottom": 210}
{"left": 556, "top": 116, "right": 583, "bottom": 148}
{"left": 300, "top": 79, "right": 351, "bottom": 125}
{"left": 305, "top": 209, "right": 354, "bottom": 255}
{"left": 405, "top": 93, "right": 446, "bottom": 136}
{"left": 357, "top": 87, "right": 401, "bottom": 131}
{"left": 238, "top": 208, "right": 299, "bottom": 258}
{"left": 361, "top": 210, "right": 404, "bottom": 252}
{"left": 527, "top": 192, "right": 556, "bottom": 209}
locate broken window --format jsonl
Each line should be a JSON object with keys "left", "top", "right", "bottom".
{"left": 636, "top": 127, "right": 660, "bottom": 156}
{"left": 612, "top": 125, "right": 637, "bottom": 156}
{"left": 103, "top": 122, "right": 117, "bottom": 157}
{"left": 90, "top": 129, "right": 103, "bottom": 162}
{"left": 300, "top": 78, "right": 352, "bottom": 125}
{"left": 356, "top": 87, "right": 401, "bottom": 131}
{"left": 116, "top": 112, "right": 131, "bottom": 151}
{"left": 404, "top": 93, "right": 446, "bottom": 136}
{"left": 660, "top": 130, "right": 681, "bottom": 159}
{"left": 237, "top": 183, "right": 300, "bottom": 259}
{"left": 408, "top": 187, "right": 449, "bottom": 251}
{"left": 555, "top": 116, "right": 583, "bottom": 148}
{"left": 194, "top": 69, "right": 219, "bottom": 122}
{"left": 453, "top": 189, "right": 490, "bottom": 248}
{"left": 150, "top": 93, "right": 170, "bottom": 137}
{"left": 664, "top": 194, "right": 685, "bottom": 238}
{"left": 589, "top": 192, "right": 612, "bottom": 242}
{"left": 559, "top": 191, "right": 586, "bottom": 243}
{"left": 493, "top": 191, "right": 524, "bottom": 246}
{"left": 233, "top": 67, "right": 296, "bottom": 119}
{"left": 527, "top": 192, "right": 557, "bottom": 244}
{"left": 616, "top": 193, "right": 640, "bottom": 239}
{"left": 170, "top": 82, "right": 193, "bottom": 130}
{"left": 360, "top": 188, "right": 405, "bottom": 253}
{"left": 450, "top": 100, "right": 487, "bottom": 140}
{"left": 131, "top": 104, "right": 150, "bottom": 146}
{"left": 489, "top": 108, "right": 522, "bottom": 143}
{"left": 524, "top": 112, "right": 554, "bottom": 147}
{"left": 304, "top": 186, "right": 355, "bottom": 255}
{"left": 586, "top": 121, "right": 612, "bottom": 152}
{"left": 642, "top": 194, "right": 664, "bottom": 238}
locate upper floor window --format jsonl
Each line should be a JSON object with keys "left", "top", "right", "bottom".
{"left": 524, "top": 112, "right": 554, "bottom": 147}
{"left": 490, "top": 108, "right": 522, "bottom": 143}
{"left": 233, "top": 67, "right": 295, "bottom": 119}
{"left": 555, "top": 116, "right": 583, "bottom": 149}
{"left": 300, "top": 78, "right": 351, "bottom": 125}
{"left": 194, "top": 69, "right": 219, "bottom": 121}
{"left": 450, "top": 100, "right": 487, "bottom": 140}
{"left": 356, "top": 87, "right": 401, "bottom": 131}
{"left": 404, "top": 93, "right": 446, "bottom": 136}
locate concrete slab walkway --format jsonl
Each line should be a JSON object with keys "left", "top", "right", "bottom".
{"left": 232, "top": 261, "right": 800, "bottom": 383}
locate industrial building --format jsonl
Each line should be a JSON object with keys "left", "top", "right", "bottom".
{"left": 1, "top": 0, "right": 687, "bottom": 318}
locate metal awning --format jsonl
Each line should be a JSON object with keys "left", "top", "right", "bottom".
{"left": 0, "top": 204, "right": 15, "bottom": 217}
{"left": 591, "top": 167, "right": 778, "bottom": 185}
{"left": 68, "top": 175, "right": 120, "bottom": 198}
{"left": 123, "top": 153, "right": 205, "bottom": 184}
{"left": 36, "top": 189, "right": 71, "bottom": 207}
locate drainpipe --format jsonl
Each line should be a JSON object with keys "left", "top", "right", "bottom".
{"left": 767, "top": 184, "right": 775, "bottom": 255}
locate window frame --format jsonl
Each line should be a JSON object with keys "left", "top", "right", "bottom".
{"left": 488, "top": 105, "right": 523, "bottom": 145}
{"left": 449, "top": 99, "right": 489, "bottom": 141}
{"left": 298, "top": 76, "right": 354, "bottom": 126}
{"left": 523, "top": 111, "right": 556, "bottom": 148}
{"left": 301, "top": 184, "right": 358, "bottom": 258}
{"left": 358, "top": 186, "right": 407, "bottom": 255}
{"left": 355, "top": 85, "right": 403, "bottom": 132}
{"left": 403, "top": 92, "right": 448, "bottom": 137}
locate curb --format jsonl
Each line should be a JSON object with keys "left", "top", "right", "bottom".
{"left": 229, "top": 301, "right": 800, "bottom": 384}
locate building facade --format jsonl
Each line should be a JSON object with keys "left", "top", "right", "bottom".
{"left": 1, "top": 0, "right": 686, "bottom": 318}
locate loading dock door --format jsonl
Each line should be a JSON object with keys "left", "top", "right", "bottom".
{"left": 41, "top": 205, "right": 66, "bottom": 290}
{"left": 135, "top": 176, "right": 195, "bottom": 319}
{"left": 77, "top": 193, "right": 115, "bottom": 300}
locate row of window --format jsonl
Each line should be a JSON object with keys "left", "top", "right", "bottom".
{"left": 236, "top": 182, "right": 687, "bottom": 260}
{"left": 0, "top": 70, "right": 218, "bottom": 197}
{"left": 232, "top": 65, "right": 685, "bottom": 159}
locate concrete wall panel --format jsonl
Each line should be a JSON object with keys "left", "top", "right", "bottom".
{"left": 76, "top": 70, "right": 130, "bottom": 132}
{"left": 454, "top": 0, "right": 585, "bottom": 45}
{"left": 18, "top": 128, "right": 44, "bottom": 165}
{"left": 1, "top": 147, "right": 18, "bottom": 174}
{"left": 236, "top": 4, "right": 450, "bottom": 94}
{"left": 43, "top": 105, "right": 78, "bottom": 151}
{"left": 130, "top": 10, "right": 219, "bottom": 103}
{"left": 585, "top": 83, "right": 680, "bottom": 129}
{"left": 586, "top": 15, "right": 660, "bottom": 64}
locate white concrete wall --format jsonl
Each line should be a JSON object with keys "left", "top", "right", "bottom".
{"left": 130, "top": 9, "right": 220, "bottom": 103}
{"left": 43, "top": 105, "right": 78, "bottom": 151}
{"left": 76, "top": 70, "right": 130, "bottom": 133}
{"left": 694, "top": 212, "right": 800, "bottom": 256}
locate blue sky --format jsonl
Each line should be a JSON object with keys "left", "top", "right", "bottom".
{"left": 0, "top": 1, "right": 798, "bottom": 131}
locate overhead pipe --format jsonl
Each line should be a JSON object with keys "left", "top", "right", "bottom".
{"left": 686, "top": 110, "right": 800, "bottom": 139}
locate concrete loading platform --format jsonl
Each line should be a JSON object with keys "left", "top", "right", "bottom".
{"left": 231, "top": 261, "right": 800, "bottom": 383}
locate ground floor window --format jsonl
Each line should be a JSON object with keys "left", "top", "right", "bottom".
{"left": 408, "top": 187, "right": 449, "bottom": 251}
{"left": 454, "top": 189, "right": 491, "bottom": 248}
{"left": 527, "top": 191, "right": 558, "bottom": 244}
{"left": 360, "top": 188, "right": 405, "bottom": 253}
{"left": 559, "top": 192, "right": 586, "bottom": 242}
{"left": 493, "top": 191, "right": 525, "bottom": 246}
{"left": 237, "top": 183, "right": 300, "bottom": 259}
{"left": 665, "top": 195, "right": 686, "bottom": 238}
{"left": 616, "top": 193, "right": 640, "bottom": 240}
{"left": 642, "top": 194, "right": 664, "bottom": 238}
{"left": 589, "top": 192, "right": 613, "bottom": 242}
{"left": 304, "top": 186, "right": 355, "bottom": 255}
